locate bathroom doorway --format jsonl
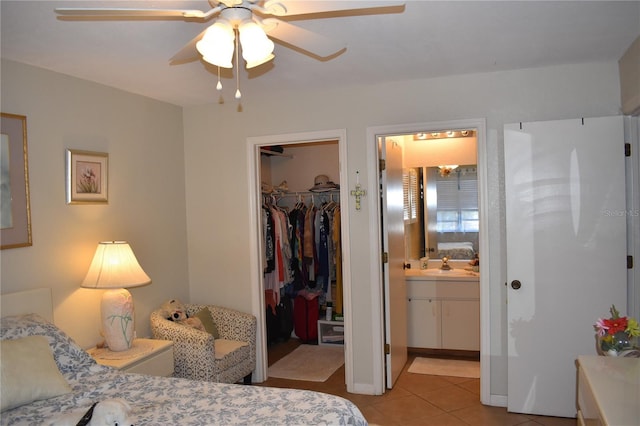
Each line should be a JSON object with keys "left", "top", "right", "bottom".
{"left": 367, "top": 118, "right": 489, "bottom": 401}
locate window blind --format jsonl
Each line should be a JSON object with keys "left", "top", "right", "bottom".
{"left": 436, "top": 171, "right": 478, "bottom": 232}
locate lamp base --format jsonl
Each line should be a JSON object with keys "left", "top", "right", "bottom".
{"left": 101, "top": 288, "right": 135, "bottom": 352}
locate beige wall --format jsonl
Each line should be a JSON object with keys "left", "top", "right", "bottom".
{"left": 183, "top": 61, "right": 623, "bottom": 397}
{"left": 268, "top": 142, "right": 340, "bottom": 194}
{"left": 0, "top": 59, "right": 189, "bottom": 349}
{"left": 403, "top": 135, "right": 477, "bottom": 168}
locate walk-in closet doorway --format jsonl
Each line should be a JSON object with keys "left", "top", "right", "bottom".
{"left": 246, "top": 129, "right": 354, "bottom": 389}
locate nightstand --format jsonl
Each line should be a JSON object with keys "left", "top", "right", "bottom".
{"left": 87, "top": 338, "right": 174, "bottom": 377}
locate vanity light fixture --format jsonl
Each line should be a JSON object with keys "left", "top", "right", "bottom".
{"left": 413, "top": 129, "right": 476, "bottom": 141}
{"left": 438, "top": 165, "right": 459, "bottom": 177}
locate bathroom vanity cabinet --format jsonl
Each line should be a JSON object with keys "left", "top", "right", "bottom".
{"left": 406, "top": 278, "right": 480, "bottom": 351}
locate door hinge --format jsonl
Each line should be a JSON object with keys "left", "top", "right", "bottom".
{"left": 625, "top": 143, "right": 631, "bottom": 157}
{"left": 382, "top": 252, "right": 389, "bottom": 264}
{"left": 379, "top": 159, "right": 386, "bottom": 172}
{"left": 384, "top": 343, "right": 390, "bottom": 355}
{"left": 628, "top": 255, "right": 633, "bottom": 269}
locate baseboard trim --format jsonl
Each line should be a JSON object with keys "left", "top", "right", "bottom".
{"left": 350, "top": 382, "right": 379, "bottom": 395}
{"left": 488, "top": 394, "right": 508, "bottom": 407}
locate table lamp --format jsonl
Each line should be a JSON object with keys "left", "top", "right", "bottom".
{"left": 82, "top": 241, "right": 151, "bottom": 351}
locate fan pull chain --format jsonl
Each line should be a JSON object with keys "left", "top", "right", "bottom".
{"left": 234, "top": 29, "right": 241, "bottom": 100}
{"left": 216, "top": 66, "right": 222, "bottom": 91}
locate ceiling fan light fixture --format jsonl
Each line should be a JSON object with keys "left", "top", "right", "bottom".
{"left": 246, "top": 53, "right": 275, "bottom": 69}
{"left": 239, "top": 20, "right": 275, "bottom": 68}
{"left": 197, "top": 21, "right": 235, "bottom": 68}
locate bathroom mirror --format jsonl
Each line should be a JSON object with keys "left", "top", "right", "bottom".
{"left": 401, "top": 129, "right": 478, "bottom": 263}
{"left": 404, "top": 164, "right": 479, "bottom": 261}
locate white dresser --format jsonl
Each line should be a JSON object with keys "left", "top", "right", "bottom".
{"left": 576, "top": 355, "right": 640, "bottom": 426}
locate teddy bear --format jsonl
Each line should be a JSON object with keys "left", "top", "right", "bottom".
{"left": 47, "top": 398, "right": 134, "bottom": 426}
{"left": 160, "top": 299, "right": 205, "bottom": 332}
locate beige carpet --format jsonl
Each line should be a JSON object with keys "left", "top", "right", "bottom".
{"left": 268, "top": 344, "right": 344, "bottom": 382}
{"left": 408, "top": 357, "right": 480, "bottom": 378}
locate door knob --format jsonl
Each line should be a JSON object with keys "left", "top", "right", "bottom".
{"left": 511, "top": 280, "right": 522, "bottom": 290}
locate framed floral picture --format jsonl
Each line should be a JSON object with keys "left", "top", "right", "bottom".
{"left": 1, "top": 113, "right": 32, "bottom": 249}
{"left": 66, "top": 149, "right": 108, "bottom": 204}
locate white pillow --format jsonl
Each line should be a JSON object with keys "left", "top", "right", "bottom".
{"left": 1, "top": 335, "right": 72, "bottom": 411}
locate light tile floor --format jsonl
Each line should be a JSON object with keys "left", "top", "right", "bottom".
{"left": 261, "top": 339, "right": 577, "bottom": 426}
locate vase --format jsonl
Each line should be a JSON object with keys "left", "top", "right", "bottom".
{"left": 596, "top": 333, "right": 640, "bottom": 357}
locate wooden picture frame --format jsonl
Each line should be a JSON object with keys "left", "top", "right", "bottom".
{"left": 66, "top": 149, "right": 108, "bottom": 204}
{"left": 1, "top": 113, "right": 32, "bottom": 249}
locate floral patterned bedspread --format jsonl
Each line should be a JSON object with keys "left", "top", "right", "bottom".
{"left": 1, "top": 314, "right": 367, "bottom": 426}
{"left": 436, "top": 242, "right": 476, "bottom": 259}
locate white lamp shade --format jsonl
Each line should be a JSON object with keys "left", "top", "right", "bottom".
{"left": 197, "top": 22, "right": 235, "bottom": 68}
{"left": 82, "top": 241, "right": 151, "bottom": 289}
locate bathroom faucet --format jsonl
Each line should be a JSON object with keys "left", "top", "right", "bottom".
{"left": 440, "top": 256, "right": 452, "bottom": 270}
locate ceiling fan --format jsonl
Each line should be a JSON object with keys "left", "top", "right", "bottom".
{"left": 55, "top": 1, "right": 406, "bottom": 65}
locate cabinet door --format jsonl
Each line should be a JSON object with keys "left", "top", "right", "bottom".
{"left": 441, "top": 300, "right": 480, "bottom": 351}
{"left": 407, "top": 298, "right": 441, "bottom": 348}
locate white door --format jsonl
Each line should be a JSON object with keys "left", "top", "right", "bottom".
{"left": 505, "top": 116, "right": 627, "bottom": 417}
{"left": 380, "top": 136, "right": 408, "bottom": 388}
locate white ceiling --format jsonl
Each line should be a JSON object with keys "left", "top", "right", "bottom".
{"left": 2, "top": 1, "right": 639, "bottom": 107}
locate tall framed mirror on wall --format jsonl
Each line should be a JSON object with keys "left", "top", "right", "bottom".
{"left": 403, "top": 130, "right": 478, "bottom": 263}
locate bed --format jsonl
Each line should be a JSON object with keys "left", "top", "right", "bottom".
{"left": 436, "top": 241, "right": 476, "bottom": 260}
{"left": 0, "top": 289, "right": 367, "bottom": 425}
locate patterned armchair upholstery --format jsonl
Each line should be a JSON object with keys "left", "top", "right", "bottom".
{"left": 150, "top": 303, "right": 256, "bottom": 384}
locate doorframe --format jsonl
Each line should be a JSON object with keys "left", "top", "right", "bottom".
{"left": 625, "top": 115, "right": 640, "bottom": 320}
{"left": 246, "top": 129, "right": 354, "bottom": 389}
{"left": 366, "top": 118, "right": 490, "bottom": 402}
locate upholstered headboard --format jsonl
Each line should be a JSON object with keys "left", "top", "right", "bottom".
{"left": 0, "top": 288, "right": 53, "bottom": 321}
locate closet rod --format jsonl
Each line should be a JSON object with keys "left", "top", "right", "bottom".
{"left": 274, "top": 190, "right": 340, "bottom": 198}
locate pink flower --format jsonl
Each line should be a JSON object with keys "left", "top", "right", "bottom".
{"left": 594, "top": 318, "right": 609, "bottom": 336}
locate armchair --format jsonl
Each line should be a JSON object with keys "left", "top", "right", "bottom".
{"left": 150, "top": 303, "right": 256, "bottom": 384}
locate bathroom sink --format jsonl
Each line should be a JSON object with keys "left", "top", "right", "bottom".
{"left": 405, "top": 268, "right": 479, "bottom": 281}
{"left": 421, "top": 268, "right": 478, "bottom": 276}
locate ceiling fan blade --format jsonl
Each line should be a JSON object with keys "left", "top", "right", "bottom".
{"left": 54, "top": 8, "right": 209, "bottom": 19}
{"left": 170, "top": 29, "right": 208, "bottom": 64}
{"left": 265, "top": 20, "right": 345, "bottom": 59}
{"left": 269, "top": 1, "right": 405, "bottom": 17}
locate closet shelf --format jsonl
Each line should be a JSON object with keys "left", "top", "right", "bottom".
{"left": 260, "top": 148, "right": 293, "bottom": 158}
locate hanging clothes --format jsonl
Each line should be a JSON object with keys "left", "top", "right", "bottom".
{"left": 262, "top": 196, "right": 293, "bottom": 295}
{"left": 303, "top": 203, "right": 317, "bottom": 287}
{"left": 289, "top": 202, "right": 307, "bottom": 292}
{"left": 272, "top": 205, "right": 292, "bottom": 287}
{"left": 262, "top": 191, "right": 342, "bottom": 313}
{"left": 333, "top": 206, "right": 343, "bottom": 315}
